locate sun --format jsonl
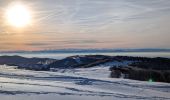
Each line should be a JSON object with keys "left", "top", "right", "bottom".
{"left": 5, "top": 3, "right": 32, "bottom": 27}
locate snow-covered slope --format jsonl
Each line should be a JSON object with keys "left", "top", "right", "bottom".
{"left": 0, "top": 64, "right": 170, "bottom": 100}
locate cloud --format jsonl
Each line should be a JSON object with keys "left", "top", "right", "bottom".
{"left": 26, "top": 39, "right": 121, "bottom": 46}
{"left": 0, "top": 0, "right": 170, "bottom": 51}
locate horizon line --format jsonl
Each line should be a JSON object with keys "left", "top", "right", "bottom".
{"left": 1, "top": 48, "right": 170, "bottom": 53}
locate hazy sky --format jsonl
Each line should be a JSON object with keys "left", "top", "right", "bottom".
{"left": 0, "top": 0, "right": 170, "bottom": 51}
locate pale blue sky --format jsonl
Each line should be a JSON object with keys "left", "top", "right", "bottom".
{"left": 0, "top": 0, "right": 170, "bottom": 51}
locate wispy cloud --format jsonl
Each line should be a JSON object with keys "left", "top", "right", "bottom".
{"left": 0, "top": 0, "right": 170, "bottom": 51}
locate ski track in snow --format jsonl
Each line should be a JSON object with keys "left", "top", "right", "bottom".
{"left": 0, "top": 64, "right": 170, "bottom": 100}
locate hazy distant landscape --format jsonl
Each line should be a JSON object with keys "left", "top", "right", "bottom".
{"left": 1, "top": 49, "right": 170, "bottom": 59}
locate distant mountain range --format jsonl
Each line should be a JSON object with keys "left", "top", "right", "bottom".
{"left": 1, "top": 48, "right": 170, "bottom": 53}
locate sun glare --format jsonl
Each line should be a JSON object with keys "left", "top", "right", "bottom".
{"left": 5, "top": 3, "right": 32, "bottom": 27}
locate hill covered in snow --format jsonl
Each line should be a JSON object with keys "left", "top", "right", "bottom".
{"left": 0, "top": 64, "right": 170, "bottom": 100}
{"left": 0, "top": 55, "right": 170, "bottom": 99}
{"left": 0, "top": 55, "right": 170, "bottom": 83}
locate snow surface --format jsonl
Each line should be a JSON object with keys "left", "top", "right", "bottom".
{"left": 0, "top": 63, "right": 170, "bottom": 100}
